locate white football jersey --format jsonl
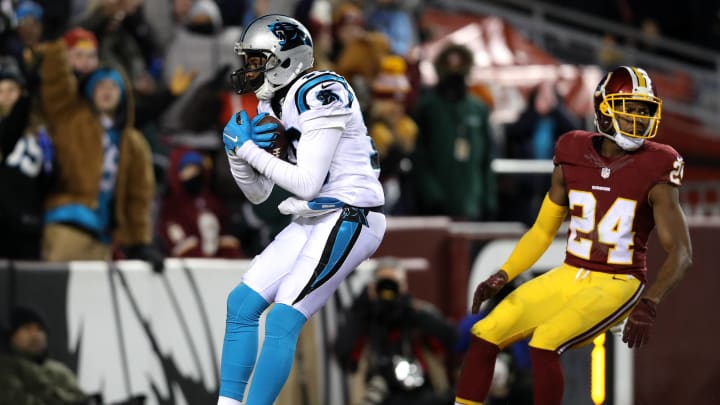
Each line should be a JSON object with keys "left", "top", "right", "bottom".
{"left": 257, "top": 70, "right": 384, "bottom": 208}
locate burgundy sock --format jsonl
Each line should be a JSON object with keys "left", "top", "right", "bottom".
{"left": 456, "top": 336, "right": 499, "bottom": 403}
{"left": 530, "top": 347, "right": 564, "bottom": 405}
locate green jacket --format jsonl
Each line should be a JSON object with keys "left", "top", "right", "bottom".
{"left": 0, "top": 353, "right": 88, "bottom": 405}
{"left": 412, "top": 90, "right": 497, "bottom": 220}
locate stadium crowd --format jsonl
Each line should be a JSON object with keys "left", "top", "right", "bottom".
{"left": 0, "top": 1, "right": 709, "bottom": 405}
{"left": 2, "top": 0, "right": 706, "bottom": 262}
{"left": 0, "top": 0, "right": 510, "bottom": 264}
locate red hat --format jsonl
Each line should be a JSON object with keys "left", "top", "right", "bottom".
{"left": 63, "top": 27, "right": 98, "bottom": 50}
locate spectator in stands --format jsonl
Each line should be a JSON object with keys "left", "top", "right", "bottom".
{"left": 63, "top": 27, "right": 98, "bottom": 80}
{"left": 162, "top": 0, "right": 226, "bottom": 87}
{"left": 159, "top": 0, "right": 242, "bottom": 144}
{"left": 411, "top": 43, "right": 496, "bottom": 220}
{"left": 0, "top": 306, "right": 94, "bottom": 405}
{"left": 502, "top": 82, "right": 579, "bottom": 224}
{"left": 155, "top": 1, "right": 241, "bottom": 200}
{"left": 38, "top": 37, "right": 163, "bottom": 270}
{"left": 78, "top": 0, "right": 160, "bottom": 99}
{"left": 335, "top": 258, "right": 457, "bottom": 405}
{"left": 3, "top": 1, "right": 44, "bottom": 90}
{"left": 139, "top": 0, "right": 188, "bottom": 50}
{"left": 364, "top": 0, "right": 420, "bottom": 57}
{"left": 15, "top": 1, "right": 44, "bottom": 57}
{"left": 368, "top": 55, "right": 417, "bottom": 215}
{"left": 330, "top": 1, "right": 391, "bottom": 113}
{"left": 505, "top": 82, "right": 578, "bottom": 160}
{"left": 158, "top": 148, "right": 243, "bottom": 258}
{"left": 0, "top": 56, "right": 53, "bottom": 260}
{"left": 63, "top": 23, "right": 193, "bottom": 169}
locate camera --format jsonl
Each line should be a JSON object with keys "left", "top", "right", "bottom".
{"left": 372, "top": 277, "right": 409, "bottom": 324}
{"left": 390, "top": 354, "right": 425, "bottom": 390}
{"left": 375, "top": 277, "right": 400, "bottom": 301}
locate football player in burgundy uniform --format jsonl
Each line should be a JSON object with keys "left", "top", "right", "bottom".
{"left": 455, "top": 66, "right": 692, "bottom": 405}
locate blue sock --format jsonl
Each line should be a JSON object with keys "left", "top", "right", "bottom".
{"left": 219, "top": 284, "right": 269, "bottom": 400}
{"left": 245, "top": 304, "right": 307, "bottom": 405}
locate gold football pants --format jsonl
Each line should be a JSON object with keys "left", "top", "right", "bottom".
{"left": 471, "top": 263, "right": 643, "bottom": 353}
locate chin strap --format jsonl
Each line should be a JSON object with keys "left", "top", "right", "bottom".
{"left": 601, "top": 132, "right": 644, "bottom": 151}
{"left": 255, "top": 81, "right": 276, "bottom": 100}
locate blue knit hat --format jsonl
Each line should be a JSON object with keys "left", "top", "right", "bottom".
{"left": 15, "top": 1, "right": 43, "bottom": 22}
{"left": 84, "top": 67, "right": 125, "bottom": 101}
{"left": 178, "top": 151, "right": 203, "bottom": 171}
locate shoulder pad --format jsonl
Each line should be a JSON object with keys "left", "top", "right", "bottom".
{"left": 294, "top": 72, "right": 354, "bottom": 114}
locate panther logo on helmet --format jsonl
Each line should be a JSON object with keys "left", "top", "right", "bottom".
{"left": 269, "top": 21, "right": 312, "bottom": 51}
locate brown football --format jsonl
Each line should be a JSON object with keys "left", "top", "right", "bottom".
{"left": 257, "top": 114, "right": 289, "bottom": 160}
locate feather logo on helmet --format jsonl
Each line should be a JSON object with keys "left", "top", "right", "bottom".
{"left": 268, "top": 21, "right": 312, "bottom": 51}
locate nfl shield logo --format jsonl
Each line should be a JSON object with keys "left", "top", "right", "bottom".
{"left": 601, "top": 167, "right": 611, "bottom": 179}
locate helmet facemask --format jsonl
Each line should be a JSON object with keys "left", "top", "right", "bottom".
{"left": 593, "top": 66, "right": 662, "bottom": 151}
{"left": 230, "top": 49, "right": 280, "bottom": 96}
{"left": 600, "top": 94, "right": 661, "bottom": 139}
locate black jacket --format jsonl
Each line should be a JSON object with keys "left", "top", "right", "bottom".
{"left": 0, "top": 95, "right": 53, "bottom": 242}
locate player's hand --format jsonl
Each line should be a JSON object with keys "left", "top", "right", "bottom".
{"left": 222, "top": 111, "right": 278, "bottom": 154}
{"left": 622, "top": 298, "right": 657, "bottom": 348}
{"left": 471, "top": 270, "right": 508, "bottom": 314}
{"left": 248, "top": 112, "right": 278, "bottom": 148}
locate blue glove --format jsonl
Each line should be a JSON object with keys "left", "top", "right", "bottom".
{"left": 223, "top": 111, "right": 278, "bottom": 154}
{"left": 250, "top": 112, "right": 279, "bottom": 148}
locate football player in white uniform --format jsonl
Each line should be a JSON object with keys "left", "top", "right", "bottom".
{"left": 217, "top": 15, "right": 386, "bottom": 405}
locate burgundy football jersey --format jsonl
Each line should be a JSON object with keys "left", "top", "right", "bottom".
{"left": 554, "top": 131, "right": 684, "bottom": 281}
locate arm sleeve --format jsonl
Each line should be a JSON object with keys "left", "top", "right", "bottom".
{"left": 40, "top": 39, "right": 82, "bottom": 123}
{"left": 501, "top": 193, "right": 568, "bottom": 280}
{"left": 227, "top": 154, "right": 274, "bottom": 204}
{"left": 654, "top": 146, "right": 684, "bottom": 187}
{"left": 236, "top": 114, "right": 346, "bottom": 201}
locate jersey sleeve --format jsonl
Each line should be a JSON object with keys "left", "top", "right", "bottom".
{"left": 553, "top": 130, "right": 582, "bottom": 166}
{"left": 651, "top": 144, "right": 684, "bottom": 187}
{"left": 294, "top": 73, "right": 354, "bottom": 133}
{"left": 227, "top": 154, "right": 274, "bottom": 204}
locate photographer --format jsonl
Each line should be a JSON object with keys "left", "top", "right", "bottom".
{"left": 0, "top": 306, "right": 145, "bottom": 405}
{"left": 0, "top": 306, "right": 95, "bottom": 405}
{"left": 335, "top": 258, "right": 458, "bottom": 405}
